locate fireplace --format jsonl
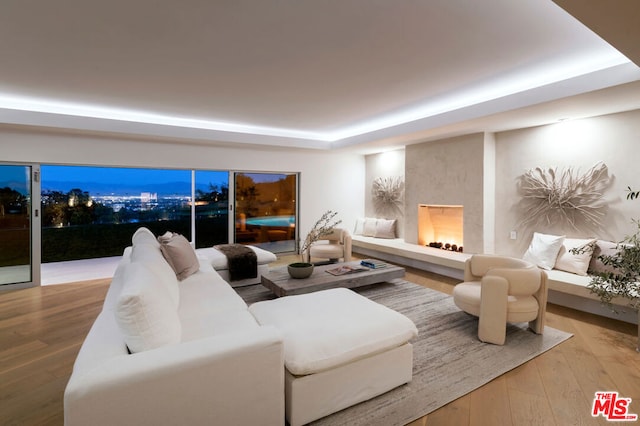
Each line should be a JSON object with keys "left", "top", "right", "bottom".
{"left": 418, "top": 204, "right": 464, "bottom": 251}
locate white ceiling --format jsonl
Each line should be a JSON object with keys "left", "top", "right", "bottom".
{"left": 1, "top": 0, "right": 639, "bottom": 153}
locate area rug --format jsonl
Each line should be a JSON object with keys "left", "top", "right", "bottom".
{"left": 235, "top": 280, "right": 573, "bottom": 426}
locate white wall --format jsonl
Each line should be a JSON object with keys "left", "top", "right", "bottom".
{"left": 364, "top": 149, "right": 405, "bottom": 237}
{"left": 495, "top": 109, "right": 640, "bottom": 257}
{"left": 0, "top": 126, "right": 365, "bottom": 243}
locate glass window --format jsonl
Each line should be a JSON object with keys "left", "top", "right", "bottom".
{"left": 234, "top": 172, "right": 297, "bottom": 253}
{"left": 0, "top": 165, "right": 32, "bottom": 285}
{"left": 38, "top": 165, "right": 297, "bottom": 263}
{"left": 194, "top": 170, "right": 229, "bottom": 248}
{"left": 41, "top": 165, "right": 191, "bottom": 262}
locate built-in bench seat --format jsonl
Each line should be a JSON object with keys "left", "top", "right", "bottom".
{"left": 351, "top": 235, "right": 471, "bottom": 280}
{"left": 546, "top": 269, "right": 638, "bottom": 324}
{"left": 351, "top": 235, "right": 638, "bottom": 325}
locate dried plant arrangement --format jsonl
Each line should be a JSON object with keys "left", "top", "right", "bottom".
{"left": 516, "top": 162, "right": 612, "bottom": 231}
{"left": 372, "top": 176, "right": 404, "bottom": 217}
{"left": 299, "top": 210, "right": 341, "bottom": 262}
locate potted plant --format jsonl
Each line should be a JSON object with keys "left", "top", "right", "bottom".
{"left": 288, "top": 210, "right": 341, "bottom": 279}
{"left": 576, "top": 187, "right": 640, "bottom": 350}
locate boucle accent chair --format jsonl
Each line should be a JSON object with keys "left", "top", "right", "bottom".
{"left": 308, "top": 227, "right": 352, "bottom": 263}
{"left": 452, "top": 254, "right": 548, "bottom": 345}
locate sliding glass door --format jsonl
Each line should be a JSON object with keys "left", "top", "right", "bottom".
{"left": 0, "top": 164, "right": 40, "bottom": 289}
{"left": 234, "top": 172, "right": 297, "bottom": 253}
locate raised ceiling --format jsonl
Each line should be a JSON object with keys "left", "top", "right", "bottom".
{"left": 0, "top": 0, "right": 639, "bottom": 152}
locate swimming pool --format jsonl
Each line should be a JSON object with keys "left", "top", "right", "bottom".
{"left": 244, "top": 215, "right": 295, "bottom": 227}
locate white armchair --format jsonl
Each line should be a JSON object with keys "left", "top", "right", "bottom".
{"left": 309, "top": 228, "right": 352, "bottom": 263}
{"left": 452, "top": 254, "right": 548, "bottom": 345}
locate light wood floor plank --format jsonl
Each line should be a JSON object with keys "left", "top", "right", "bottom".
{"left": 0, "top": 259, "right": 638, "bottom": 425}
{"left": 469, "top": 376, "right": 513, "bottom": 426}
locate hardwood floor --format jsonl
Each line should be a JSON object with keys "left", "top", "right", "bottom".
{"left": 1, "top": 258, "right": 638, "bottom": 426}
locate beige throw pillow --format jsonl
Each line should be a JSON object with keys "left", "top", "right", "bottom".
{"left": 158, "top": 232, "right": 200, "bottom": 281}
{"left": 374, "top": 219, "right": 396, "bottom": 239}
{"left": 554, "top": 237, "right": 596, "bottom": 276}
{"left": 362, "top": 218, "right": 378, "bottom": 237}
{"left": 589, "top": 240, "right": 626, "bottom": 275}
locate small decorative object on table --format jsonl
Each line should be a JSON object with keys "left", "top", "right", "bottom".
{"left": 360, "top": 259, "right": 387, "bottom": 269}
{"left": 326, "top": 265, "right": 369, "bottom": 276}
{"left": 287, "top": 262, "right": 315, "bottom": 279}
{"left": 288, "top": 210, "right": 341, "bottom": 278}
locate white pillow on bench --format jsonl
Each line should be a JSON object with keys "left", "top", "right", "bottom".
{"left": 523, "top": 232, "right": 565, "bottom": 270}
{"left": 554, "top": 237, "right": 596, "bottom": 276}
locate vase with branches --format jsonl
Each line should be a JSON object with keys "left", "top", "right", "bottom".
{"left": 287, "top": 210, "right": 341, "bottom": 279}
{"left": 299, "top": 210, "right": 342, "bottom": 263}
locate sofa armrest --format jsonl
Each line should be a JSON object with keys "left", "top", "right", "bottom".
{"left": 64, "top": 326, "right": 284, "bottom": 426}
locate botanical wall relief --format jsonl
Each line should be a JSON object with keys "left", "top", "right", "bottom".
{"left": 516, "top": 162, "right": 613, "bottom": 233}
{"left": 372, "top": 176, "right": 404, "bottom": 218}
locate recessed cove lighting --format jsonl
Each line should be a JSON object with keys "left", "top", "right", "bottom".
{"left": 0, "top": 95, "right": 328, "bottom": 141}
{"left": 0, "top": 50, "right": 633, "bottom": 145}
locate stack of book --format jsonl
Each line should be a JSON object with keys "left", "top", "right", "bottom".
{"left": 360, "top": 259, "right": 387, "bottom": 269}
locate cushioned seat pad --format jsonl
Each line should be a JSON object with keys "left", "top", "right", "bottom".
{"left": 453, "top": 281, "right": 540, "bottom": 322}
{"left": 197, "top": 246, "right": 276, "bottom": 270}
{"left": 310, "top": 244, "right": 344, "bottom": 258}
{"left": 249, "top": 288, "right": 418, "bottom": 375}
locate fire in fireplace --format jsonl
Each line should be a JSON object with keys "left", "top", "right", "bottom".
{"left": 418, "top": 204, "right": 463, "bottom": 252}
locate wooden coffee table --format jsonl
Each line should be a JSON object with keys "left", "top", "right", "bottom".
{"left": 261, "top": 260, "right": 405, "bottom": 297}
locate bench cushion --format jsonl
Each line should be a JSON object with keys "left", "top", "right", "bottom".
{"left": 197, "top": 245, "right": 277, "bottom": 270}
{"left": 249, "top": 288, "right": 418, "bottom": 375}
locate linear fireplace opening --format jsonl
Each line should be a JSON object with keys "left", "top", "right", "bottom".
{"left": 418, "top": 204, "right": 464, "bottom": 252}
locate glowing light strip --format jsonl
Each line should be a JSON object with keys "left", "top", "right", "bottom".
{"left": 0, "top": 95, "right": 327, "bottom": 141}
{"left": 0, "top": 51, "right": 631, "bottom": 143}
{"left": 326, "top": 51, "right": 632, "bottom": 140}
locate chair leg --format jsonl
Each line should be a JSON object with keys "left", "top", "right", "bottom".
{"left": 479, "top": 276, "right": 508, "bottom": 345}
{"left": 528, "top": 317, "right": 544, "bottom": 335}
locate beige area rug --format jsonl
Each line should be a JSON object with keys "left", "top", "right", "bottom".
{"left": 235, "top": 280, "right": 573, "bottom": 426}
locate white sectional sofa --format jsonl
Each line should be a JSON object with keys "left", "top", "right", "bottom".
{"left": 64, "top": 227, "right": 419, "bottom": 425}
{"left": 63, "top": 228, "right": 285, "bottom": 426}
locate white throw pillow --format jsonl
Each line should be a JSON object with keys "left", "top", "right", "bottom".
{"left": 362, "top": 218, "right": 378, "bottom": 237}
{"left": 115, "top": 262, "right": 181, "bottom": 353}
{"left": 130, "top": 242, "right": 180, "bottom": 308}
{"left": 131, "top": 227, "right": 160, "bottom": 248}
{"left": 374, "top": 219, "right": 396, "bottom": 239}
{"left": 353, "top": 217, "right": 366, "bottom": 235}
{"left": 554, "top": 237, "right": 596, "bottom": 276}
{"left": 523, "top": 232, "right": 565, "bottom": 270}
{"left": 158, "top": 232, "right": 200, "bottom": 281}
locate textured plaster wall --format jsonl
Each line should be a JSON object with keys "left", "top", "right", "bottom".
{"left": 495, "top": 109, "right": 640, "bottom": 258}
{"left": 405, "top": 133, "right": 486, "bottom": 253}
{"left": 364, "top": 149, "right": 405, "bottom": 237}
{"left": 0, "top": 126, "right": 366, "bottom": 240}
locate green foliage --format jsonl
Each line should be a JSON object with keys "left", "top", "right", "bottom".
{"left": 587, "top": 220, "right": 640, "bottom": 312}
